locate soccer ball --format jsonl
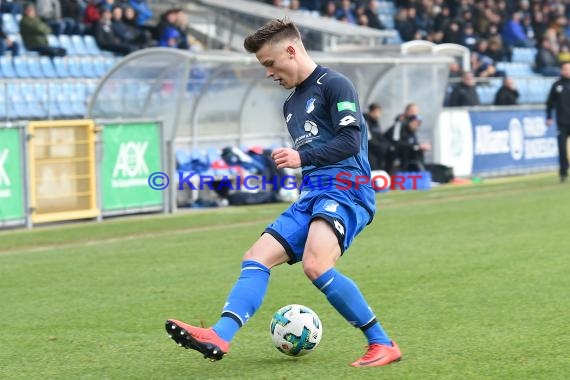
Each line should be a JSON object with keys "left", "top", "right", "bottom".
{"left": 269, "top": 304, "right": 323, "bottom": 356}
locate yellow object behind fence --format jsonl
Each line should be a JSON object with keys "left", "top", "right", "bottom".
{"left": 28, "top": 120, "right": 100, "bottom": 224}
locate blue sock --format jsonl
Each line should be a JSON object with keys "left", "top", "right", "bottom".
{"left": 213, "top": 260, "right": 270, "bottom": 342}
{"left": 313, "top": 268, "right": 392, "bottom": 346}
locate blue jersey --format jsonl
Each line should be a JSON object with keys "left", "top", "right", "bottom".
{"left": 283, "top": 65, "right": 375, "bottom": 219}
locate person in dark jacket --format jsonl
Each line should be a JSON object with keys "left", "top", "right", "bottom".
{"left": 494, "top": 77, "right": 519, "bottom": 105}
{"left": 384, "top": 113, "right": 431, "bottom": 173}
{"left": 365, "top": 103, "right": 389, "bottom": 171}
{"left": 546, "top": 62, "right": 570, "bottom": 183}
{"left": 448, "top": 71, "right": 480, "bottom": 107}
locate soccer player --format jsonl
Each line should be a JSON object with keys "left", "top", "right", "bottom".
{"left": 166, "top": 18, "right": 402, "bottom": 368}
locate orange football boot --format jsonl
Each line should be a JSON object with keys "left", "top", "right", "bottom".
{"left": 351, "top": 341, "right": 402, "bottom": 367}
{"left": 165, "top": 319, "right": 230, "bottom": 361}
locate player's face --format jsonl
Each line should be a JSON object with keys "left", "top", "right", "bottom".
{"left": 561, "top": 63, "right": 570, "bottom": 79}
{"left": 256, "top": 41, "right": 297, "bottom": 89}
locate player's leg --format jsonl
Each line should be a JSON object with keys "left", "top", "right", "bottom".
{"left": 559, "top": 127, "right": 570, "bottom": 182}
{"left": 166, "top": 233, "right": 289, "bottom": 360}
{"left": 303, "top": 197, "right": 401, "bottom": 367}
{"left": 210, "top": 232, "right": 290, "bottom": 342}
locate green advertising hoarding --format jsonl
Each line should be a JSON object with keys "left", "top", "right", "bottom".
{"left": 0, "top": 128, "right": 25, "bottom": 224}
{"left": 101, "top": 122, "right": 163, "bottom": 212}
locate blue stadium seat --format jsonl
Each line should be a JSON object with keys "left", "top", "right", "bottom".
{"left": 20, "top": 83, "right": 47, "bottom": 119}
{"left": 47, "top": 83, "right": 64, "bottom": 118}
{"left": 80, "top": 57, "right": 97, "bottom": 78}
{"left": 83, "top": 35, "right": 102, "bottom": 56}
{"left": 71, "top": 35, "right": 88, "bottom": 55}
{"left": 58, "top": 35, "right": 76, "bottom": 55}
{"left": 12, "top": 57, "right": 31, "bottom": 78}
{"left": 47, "top": 34, "right": 60, "bottom": 47}
{"left": 39, "top": 56, "right": 57, "bottom": 78}
{"left": 2, "top": 14, "right": 19, "bottom": 34}
{"left": 0, "top": 84, "right": 7, "bottom": 120}
{"left": 67, "top": 57, "right": 83, "bottom": 77}
{"left": 0, "top": 57, "right": 16, "bottom": 78}
{"left": 7, "top": 83, "right": 27, "bottom": 119}
{"left": 26, "top": 57, "right": 44, "bottom": 78}
{"left": 104, "top": 57, "right": 117, "bottom": 72}
{"left": 52, "top": 57, "right": 70, "bottom": 77}
{"left": 92, "top": 57, "right": 107, "bottom": 77}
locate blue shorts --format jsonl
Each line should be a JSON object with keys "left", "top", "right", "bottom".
{"left": 264, "top": 189, "right": 373, "bottom": 264}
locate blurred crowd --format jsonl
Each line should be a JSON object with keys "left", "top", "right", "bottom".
{"left": 263, "top": 0, "right": 570, "bottom": 76}
{"left": 0, "top": 0, "right": 202, "bottom": 57}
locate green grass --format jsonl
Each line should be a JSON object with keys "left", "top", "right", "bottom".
{"left": 1, "top": 174, "right": 569, "bottom": 379}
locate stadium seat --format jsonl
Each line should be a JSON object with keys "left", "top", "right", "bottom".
{"left": 67, "top": 57, "right": 83, "bottom": 77}
{"left": 53, "top": 57, "right": 70, "bottom": 77}
{"left": 0, "top": 57, "right": 16, "bottom": 78}
{"left": 39, "top": 56, "right": 57, "bottom": 78}
{"left": 58, "top": 35, "right": 76, "bottom": 55}
{"left": 71, "top": 35, "right": 88, "bottom": 55}
{"left": 12, "top": 57, "right": 31, "bottom": 78}
{"left": 83, "top": 35, "right": 102, "bottom": 56}
{"left": 20, "top": 83, "right": 47, "bottom": 119}
{"left": 0, "top": 84, "right": 7, "bottom": 120}
{"left": 80, "top": 57, "right": 97, "bottom": 78}
{"left": 92, "top": 57, "right": 107, "bottom": 77}
{"left": 2, "top": 14, "right": 19, "bottom": 34}
{"left": 26, "top": 57, "right": 44, "bottom": 78}
{"left": 7, "top": 83, "right": 27, "bottom": 119}
{"left": 47, "top": 34, "right": 60, "bottom": 48}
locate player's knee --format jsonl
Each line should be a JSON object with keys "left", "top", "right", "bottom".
{"left": 302, "top": 257, "right": 330, "bottom": 281}
{"left": 242, "top": 247, "right": 260, "bottom": 262}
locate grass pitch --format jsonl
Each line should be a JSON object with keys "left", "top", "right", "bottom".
{"left": 1, "top": 174, "right": 569, "bottom": 379}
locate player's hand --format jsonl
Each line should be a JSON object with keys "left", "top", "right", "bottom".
{"left": 272, "top": 147, "right": 301, "bottom": 169}
{"left": 420, "top": 142, "right": 431, "bottom": 151}
{"left": 546, "top": 118, "right": 553, "bottom": 127}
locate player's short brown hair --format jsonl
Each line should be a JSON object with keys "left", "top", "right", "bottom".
{"left": 244, "top": 18, "right": 301, "bottom": 53}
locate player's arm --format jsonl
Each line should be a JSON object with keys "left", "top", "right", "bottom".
{"left": 299, "top": 75, "right": 362, "bottom": 167}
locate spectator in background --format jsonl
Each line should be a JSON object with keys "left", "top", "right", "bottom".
{"left": 546, "top": 62, "right": 570, "bottom": 183}
{"left": 471, "top": 52, "right": 499, "bottom": 78}
{"left": 535, "top": 38, "right": 560, "bottom": 76}
{"left": 321, "top": 1, "right": 336, "bottom": 19}
{"left": 111, "top": 6, "right": 149, "bottom": 49}
{"left": 60, "top": 0, "right": 86, "bottom": 35}
{"left": 83, "top": 0, "right": 102, "bottom": 34}
{"left": 157, "top": 9, "right": 180, "bottom": 48}
{"left": 20, "top": 3, "right": 66, "bottom": 57}
{"left": 461, "top": 22, "right": 478, "bottom": 51}
{"left": 336, "top": 0, "right": 357, "bottom": 24}
{"left": 365, "top": 103, "right": 389, "bottom": 171}
{"left": 36, "top": 0, "right": 79, "bottom": 35}
{"left": 94, "top": 8, "right": 136, "bottom": 55}
{"left": 0, "top": 14, "right": 19, "bottom": 56}
{"left": 363, "top": 0, "right": 384, "bottom": 30}
{"left": 384, "top": 114, "right": 430, "bottom": 173}
{"left": 502, "top": 11, "right": 534, "bottom": 48}
{"left": 447, "top": 71, "right": 480, "bottom": 107}
{"left": 494, "top": 77, "right": 519, "bottom": 105}
{"left": 128, "top": 0, "right": 153, "bottom": 26}
{"left": 559, "top": 41, "right": 570, "bottom": 63}
{"left": 396, "top": 7, "right": 420, "bottom": 41}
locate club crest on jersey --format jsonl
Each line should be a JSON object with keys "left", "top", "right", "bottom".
{"left": 306, "top": 98, "right": 316, "bottom": 114}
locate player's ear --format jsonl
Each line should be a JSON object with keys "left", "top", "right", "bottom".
{"left": 287, "top": 46, "right": 295, "bottom": 58}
